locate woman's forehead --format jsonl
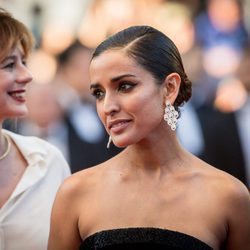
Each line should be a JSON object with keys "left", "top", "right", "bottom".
{"left": 90, "top": 50, "right": 137, "bottom": 74}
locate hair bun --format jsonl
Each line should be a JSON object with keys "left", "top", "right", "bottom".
{"left": 175, "top": 73, "right": 192, "bottom": 108}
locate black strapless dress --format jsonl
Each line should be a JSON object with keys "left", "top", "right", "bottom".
{"left": 80, "top": 227, "right": 213, "bottom": 250}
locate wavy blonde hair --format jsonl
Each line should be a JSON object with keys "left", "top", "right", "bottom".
{"left": 0, "top": 8, "right": 35, "bottom": 60}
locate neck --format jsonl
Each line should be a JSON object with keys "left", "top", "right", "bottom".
{"left": 122, "top": 129, "right": 188, "bottom": 173}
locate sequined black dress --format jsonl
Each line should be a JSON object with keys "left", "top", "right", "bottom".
{"left": 80, "top": 227, "right": 213, "bottom": 250}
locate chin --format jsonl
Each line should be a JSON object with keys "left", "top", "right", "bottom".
{"left": 114, "top": 143, "right": 127, "bottom": 149}
{"left": 9, "top": 108, "right": 28, "bottom": 119}
{"left": 113, "top": 138, "right": 135, "bottom": 148}
{"left": 113, "top": 141, "right": 127, "bottom": 148}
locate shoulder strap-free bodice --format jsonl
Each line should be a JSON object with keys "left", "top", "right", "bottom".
{"left": 80, "top": 227, "right": 213, "bottom": 250}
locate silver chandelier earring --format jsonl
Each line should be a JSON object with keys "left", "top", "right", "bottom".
{"left": 164, "top": 100, "right": 179, "bottom": 131}
{"left": 107, "top": 135, "right": 112, "bottom": 149}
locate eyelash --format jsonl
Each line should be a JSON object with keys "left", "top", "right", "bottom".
{"left": 91, "top": 89, "right": 104, "bottom": 100}
{"left": 91, "top": 82, "right": 136, "bottom": 100}
{"left": 118, "top": 82, "right": 136, "bottom": 92}
{"left": 3, "top": 58, "right": 26, "bottom": 70}
{"left": 4, "top": 62, "right": 15, "bottom": 69}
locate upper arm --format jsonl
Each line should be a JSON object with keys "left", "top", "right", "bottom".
{"left": 48, "top": 177, "right": 82, "bottom": 250}
{"left": 225, "top": 183, "right": 250, "bottom": 250}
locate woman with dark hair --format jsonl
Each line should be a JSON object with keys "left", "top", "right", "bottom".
{"left": 0, "top": 8, "right": 70, "bottom": 250}
{"left": 48, "top": 26, "right": 250, "bottom": 250}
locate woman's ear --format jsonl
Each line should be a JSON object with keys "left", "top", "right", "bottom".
{"left": 162, "top": 73, "right": 181, "bottom": 104}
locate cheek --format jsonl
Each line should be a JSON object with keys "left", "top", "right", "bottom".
{"left": 130, "top": 93, "right": 164, "bottom": 121}
{"left": 96, "top": 103, "right": 106, "bottom": 125}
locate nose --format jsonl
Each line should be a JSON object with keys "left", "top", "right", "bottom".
{"left": 102, "top": 93, "right": 120, "bottom": 116}
{"left": 16, "top": 63, "right": 33, "bottom": 84}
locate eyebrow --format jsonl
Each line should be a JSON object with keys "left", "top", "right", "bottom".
{"left": 0, "top": 55, "right": 16, "bottom": 64}
{"left": 90, "top": 74, "right": 136, "bottom": 89}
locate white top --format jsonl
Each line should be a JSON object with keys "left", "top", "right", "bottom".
{"left": 0, "top": 130, "right": 71, "bottom": 250}
{"left": 236, "top": 97, "right": 250, "bottom": 186}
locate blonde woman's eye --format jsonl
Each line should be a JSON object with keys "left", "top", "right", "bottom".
{"left": 4, "top": 62, "right": 15, "bottom": 69}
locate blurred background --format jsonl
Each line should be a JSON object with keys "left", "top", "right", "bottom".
{"left": 1, "top": 0, "right": 250, "bottom": 187}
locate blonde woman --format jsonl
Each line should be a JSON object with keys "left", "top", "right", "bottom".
{"left": 0, "top": 8, "right": 70, "bottom": 250}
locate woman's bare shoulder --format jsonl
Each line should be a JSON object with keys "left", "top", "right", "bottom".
{"left": 194, "top": 157, "right": 249, "bottom": 199}
{"left": 191, "top": 158, "right": 250, "bottom": 248}
{"left": 57, "top": 162, "right": 110, "bottom": 200}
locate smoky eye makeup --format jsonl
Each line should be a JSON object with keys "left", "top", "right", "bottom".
{"left": 89, "top": 74, "right": 138, "bottom": 100}
{"left": 91, "top": 87, "right": 105, "bottom": 100}
{"left": 117, "top": 81, "right": 137, "bottom": 92}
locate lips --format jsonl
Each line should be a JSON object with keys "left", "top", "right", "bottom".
{"left": 8, "top": 89, "right": 26, "bottom": 102}
{"left": 108, "top": 119, "right": 132, "bottom": 133}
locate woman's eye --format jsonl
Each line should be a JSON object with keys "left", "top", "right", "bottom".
{"left": 91, "top": 89, "right": 104, "bottom": 100}
{"left": 118, "top": 82, "right": 135, "bottom": 92}
{"left": 4, "top": 62, "right": 15, "bottom": 69}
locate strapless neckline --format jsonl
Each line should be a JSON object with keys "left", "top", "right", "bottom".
{"left": 80, "top": 227, "right": 213, "bottom": 250}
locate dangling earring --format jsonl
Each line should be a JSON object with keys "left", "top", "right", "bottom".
{"left": 107, "top": 135, "right": 112, "bottom": 149}
{"left": 164, "top": 100, "right": 179, "bottom": 131}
